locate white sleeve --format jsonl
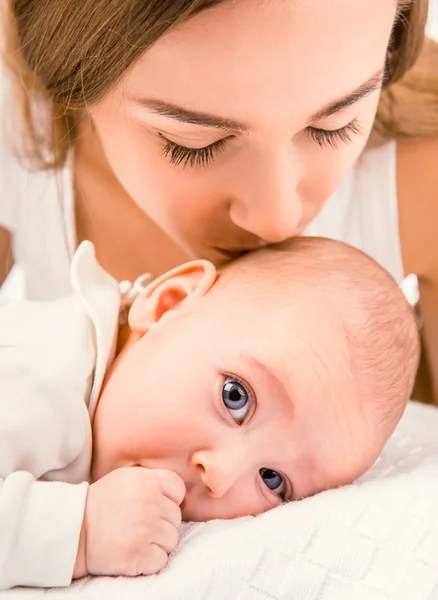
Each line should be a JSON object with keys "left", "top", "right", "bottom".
{"left": 0, "top": 473, "right": 88, "bottom": 590}
{"left": 0, "top": 301, "right": 92, "bottom": 588}
{"left": 0, "top": 365, "right": 90, "bottom": 589}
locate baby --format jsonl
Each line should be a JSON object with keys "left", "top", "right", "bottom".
{"left": 0, "top": 236, "right": 419, "bottom": 589}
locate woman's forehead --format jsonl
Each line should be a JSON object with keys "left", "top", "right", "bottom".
{"left": 126, "top": 0, "right": 396, "bottom": 118}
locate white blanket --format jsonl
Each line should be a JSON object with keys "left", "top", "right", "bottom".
{"left": 3, "top": 401, "right": 438, "bottom": 600}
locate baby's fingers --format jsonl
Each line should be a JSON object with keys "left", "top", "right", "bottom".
{"left": 153, "top": 469, "right": 186, "bottom": 505}
{"left": 161, "top": 494, "right": 182, "bottom": 529}
{"left": 139, "top": 544, "right": 169, "bottom": 576}
{"left": 153, "top": 519, "right": 180, "bottom": 555}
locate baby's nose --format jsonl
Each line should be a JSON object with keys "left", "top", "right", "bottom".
{"left": 191, "top": 447, "right": 248, "bottom": 498}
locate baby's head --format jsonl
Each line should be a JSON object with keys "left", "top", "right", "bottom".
{"left": 92, "top": 237, "right": 419, "bottom": 521}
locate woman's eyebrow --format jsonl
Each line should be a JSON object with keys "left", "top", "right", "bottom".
{"left": 309, "top": 68, "right": 385, "bottom": 122}
{"left": 132, "top": 67, "right": 384, "bottom": 131}
{"left": 132, "top": 97, "right": 249, "bottom": 132}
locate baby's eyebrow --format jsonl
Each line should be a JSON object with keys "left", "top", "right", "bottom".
{"left": 244, "top": 353, "right": 293, "bottom": 415}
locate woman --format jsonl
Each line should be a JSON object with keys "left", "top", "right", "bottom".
{"left": 0, "top": 0, "right": 437, "bottom": 402}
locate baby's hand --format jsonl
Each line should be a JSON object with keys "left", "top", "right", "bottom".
{"left": 74, "top": 467, "right": 185, "bottom": 579}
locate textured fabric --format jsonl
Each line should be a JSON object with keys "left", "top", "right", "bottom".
{"left": 2, "top": 401, "right": 437, "bottom": 599}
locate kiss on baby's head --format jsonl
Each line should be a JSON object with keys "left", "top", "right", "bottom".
{"left": 92, "top": 237, "right": 419, "bottom": 522}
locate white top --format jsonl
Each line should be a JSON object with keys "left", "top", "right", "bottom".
{"left": 0, "top": 106, "right": 405, "bottom": 299}
{"left": 0, "top": 242, "right": 120, "bottom": 590}
{"left": 303, "top": 139, "right": 404, "bottom": 284}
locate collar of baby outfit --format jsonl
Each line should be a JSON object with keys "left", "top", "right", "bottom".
{"left": 70, "top": 241, "right": 153, "bottom": 417}
{"left": 70, "top": 242, "right": 118, "bottom": 418}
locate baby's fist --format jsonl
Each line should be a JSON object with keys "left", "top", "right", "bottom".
{"left": 80, "top": 467, "right": 185, "bottom": 578}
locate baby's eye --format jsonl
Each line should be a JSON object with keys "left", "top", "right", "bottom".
{"left": 259, "top": 468, "right": 285, "bottom": 497}
{"left": 222, "top": 377, "right": 251, "bottom": 422}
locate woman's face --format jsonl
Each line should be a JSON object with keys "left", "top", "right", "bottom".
{"left": 90, "top": 0, "right": 398, "bottom": 264}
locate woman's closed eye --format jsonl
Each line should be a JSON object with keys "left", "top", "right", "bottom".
{"left": 306, "top": 118, "right": 363, "bottom": 149}
{"left": 221, "top": 376, "right": 291, "bottom": 501}
{"left": 159, "top": 118, "right": 363, "bottom": 169}
{"left": 160, "top": 133, "right": 229, "bottom": 168}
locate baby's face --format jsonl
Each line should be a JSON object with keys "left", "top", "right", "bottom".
{"left": 92, "top": 279, "right": 380, "bottom": 522}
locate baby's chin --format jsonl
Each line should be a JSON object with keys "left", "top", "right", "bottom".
{"left": 181, "top": 497, "right": 261, "bottom": 523}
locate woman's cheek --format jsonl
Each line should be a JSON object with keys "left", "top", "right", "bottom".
{"left": 300, "top": 144, "right": 355, "bottom": 201}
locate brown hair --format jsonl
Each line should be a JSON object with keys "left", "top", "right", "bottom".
{"left": 1, "top": 0, "right": 437, "bottom": 170}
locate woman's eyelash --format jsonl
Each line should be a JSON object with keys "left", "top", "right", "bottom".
{"left": 306, "top": 119, "right": 363, "bottom": 149}
{"left": 160, "top": 135, "right": 228, "bottom": 168}
{"left": 160, "top": 119, "right": 362, "bottom": 168}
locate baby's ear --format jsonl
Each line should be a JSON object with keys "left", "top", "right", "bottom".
{"left": 129, "top": 260, "right": 217, "bottom": 334}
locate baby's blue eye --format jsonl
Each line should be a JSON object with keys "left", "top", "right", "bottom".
{"left": 259, "top": 468, "right": 285, "bottom": 496}
{"left": 222, "top": 377, "right": 250, "bottom": 422}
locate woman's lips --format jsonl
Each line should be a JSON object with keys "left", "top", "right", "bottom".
{"left": 212, "top": 241, "right": 268, "bottom": 261}
{"left": 215, "top": 248, "right": 249, "bottom": 260}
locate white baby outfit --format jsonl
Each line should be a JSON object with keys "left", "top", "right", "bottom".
{"left": 0, "top": 242, "right": 120, "bottom": 589}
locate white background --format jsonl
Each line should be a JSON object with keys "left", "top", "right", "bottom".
{"left": 429, "top": 0, "right": 438, "bottom": 38}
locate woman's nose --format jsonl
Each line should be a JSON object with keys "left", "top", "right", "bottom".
{"left": 191, "top": 447, "right": 248, "bottom": 498}
{"left": 228, "top": 150, "right": 303, "bottom": 243}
